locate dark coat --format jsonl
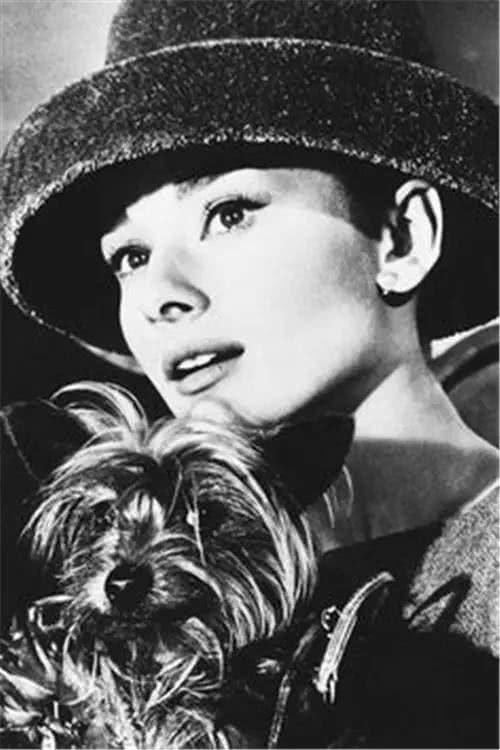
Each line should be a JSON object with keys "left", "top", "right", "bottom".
{"left": 313, "top": 488, "right": 499, "bottom": 748}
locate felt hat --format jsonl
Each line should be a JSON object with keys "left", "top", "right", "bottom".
{"left": 0, "top": 0, "right": 497, "bottom": 371}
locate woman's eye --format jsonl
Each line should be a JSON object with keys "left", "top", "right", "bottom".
{"left": 108, "top": 245, "right": 149, "bottom": 277}
{"left": 204, "top": 198, "right": 263, "bottom": 238}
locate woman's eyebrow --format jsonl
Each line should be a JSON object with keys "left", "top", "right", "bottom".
{"left": 173, "top": 173, "right": 224, "bottom": 199}
{"left": 104, "top": 172, "right": 240, "bottom": 237}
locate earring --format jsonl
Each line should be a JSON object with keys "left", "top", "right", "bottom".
{"left": 375, "top": 270, "right": 415, "bottom": 308}
{"left": 376, "top": 270, "right": 398, "bottom": 295}
{"left": 376, "top": 253, "right": 424, "bottom": 306}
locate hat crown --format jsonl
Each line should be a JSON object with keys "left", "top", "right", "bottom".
{"left": 106, "top": 0, "right": 433, "bottom": 66}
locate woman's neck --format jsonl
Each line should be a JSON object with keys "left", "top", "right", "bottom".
{"left": 312, "top": 354, "right": 498, "bottom": 550}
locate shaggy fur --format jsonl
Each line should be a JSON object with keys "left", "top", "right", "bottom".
{"left": 1, "top": 383, "right": 344, "bottom": 748}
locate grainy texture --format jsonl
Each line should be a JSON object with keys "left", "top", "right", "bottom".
{"left": 405, "top": 484, "right": 499, "bottom": 655}
{"left": 318, "top": 487, "right": 499, "bottom": 747}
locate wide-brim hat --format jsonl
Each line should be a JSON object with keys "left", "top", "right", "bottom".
{"left": 1, "top": 0, "right": 497, "bottom": 372}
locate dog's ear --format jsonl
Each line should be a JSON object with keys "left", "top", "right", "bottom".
{"left": 262, "top": 415, "right": 354, "bottom": 508}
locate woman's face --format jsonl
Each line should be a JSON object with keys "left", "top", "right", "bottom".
{"left": 101, "top": 166, "right": 392, "bottom": 424}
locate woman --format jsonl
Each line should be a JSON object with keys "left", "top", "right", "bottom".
{"left": 1, "top": 1, "right": 498, "bottom": 746}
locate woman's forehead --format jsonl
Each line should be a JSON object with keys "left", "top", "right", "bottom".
{"left": 96, "top": 145, "right": 355, "bottom": 228}
{"left": 104, "top": 166, "right": 350, "bottom": 238}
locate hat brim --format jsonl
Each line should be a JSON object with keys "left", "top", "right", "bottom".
{"left": 1, "top": 39, "right": 498, "bottom": 367}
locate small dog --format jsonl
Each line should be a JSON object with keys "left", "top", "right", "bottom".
{"left": 0, "top": 382, "right": 373, "bottom": 749}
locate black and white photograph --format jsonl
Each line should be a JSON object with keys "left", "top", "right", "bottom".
{"left": 1, "top": 1, "right": 498, "bottom": 747}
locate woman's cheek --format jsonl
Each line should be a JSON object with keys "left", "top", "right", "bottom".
{"left": 119, "top": 291, "right": 151, "bottom": 365}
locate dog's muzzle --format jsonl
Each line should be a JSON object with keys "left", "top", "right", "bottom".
{"left": 104, "top": 563, "right": 153, "bottom": 610}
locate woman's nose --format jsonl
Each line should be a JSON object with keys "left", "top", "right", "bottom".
{"left": 141, "top": 253, "right": 209, "bottom": 325}
{"left": 154, "top": 299, "right": 196, "bottom": 323}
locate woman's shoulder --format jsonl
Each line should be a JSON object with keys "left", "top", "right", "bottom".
{"left": 320, "top": 484, "right": 498, "bottom": 655}
{"left": 404, "top": 483, "right": 499, "bottom": 655}
{"left": 317, "top": 495, "right": 499, "bottom": 748}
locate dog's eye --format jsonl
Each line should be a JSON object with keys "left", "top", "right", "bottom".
{"left": 185, "top": 501, "right": 227, "bottom": 533}
{"left": 91, "top": 502, "right": 117, "bottom": 533}
{"left": 198, "top": 502, "right": 227, "bottom": 530}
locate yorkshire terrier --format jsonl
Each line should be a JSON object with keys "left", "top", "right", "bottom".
{"left": 0, "top": 383, "right": 391, "bottom": 748}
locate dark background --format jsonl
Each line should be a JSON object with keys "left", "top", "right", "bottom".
{"left": 1, "top": 1, "right": 498, "bottom": 411}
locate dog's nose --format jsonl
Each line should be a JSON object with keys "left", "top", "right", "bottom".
{"left": 105, "top": 563, "right": 153, "bottom": 609}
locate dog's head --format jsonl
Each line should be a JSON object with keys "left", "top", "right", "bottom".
{"left": 8, "top": 383, "right": 354, "bottom": 748}
{"left": 27, "top": 384, "right": 351, "bottom": 662}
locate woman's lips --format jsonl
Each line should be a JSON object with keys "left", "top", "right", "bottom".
{"left": 166, "top": 343, "right": 244, "bottom": 396}
{"left": 176, "top": 356, "right": 240, "bottom": 396}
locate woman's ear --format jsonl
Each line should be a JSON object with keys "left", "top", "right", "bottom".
{"left": 376, "top": 180, "right": 443, "bottom": 295}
